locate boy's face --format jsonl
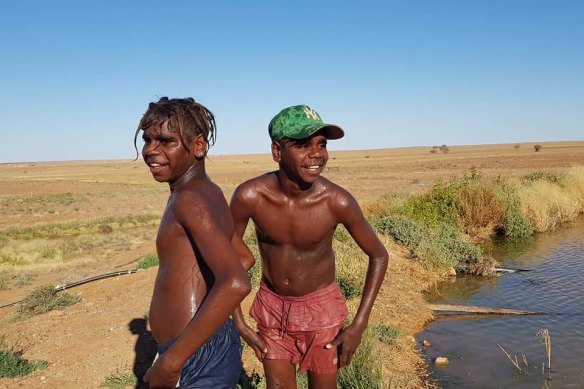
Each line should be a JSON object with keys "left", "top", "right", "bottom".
{"left": 273, "top": 133, "right": 329, "bottom": 184}
{"left": 141, "top": 124, "right": 195, "bottom": 183}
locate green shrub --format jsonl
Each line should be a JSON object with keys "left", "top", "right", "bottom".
{"left": 498, "top": 184, "right": 534, "bottom": 238}
{"left": 137, "top": 254, "right": 159, "bottom": 269}
{"left": 337, "top": 275, "right": 362, "bottom": 299}
{"left": 296, "top": 371, "right": 309, "bottom": 389}
{"left": 12, "top": 285, "right": 80, "bottom": 321}
{"left": 388, "top": 171, "right": 510, "bottom": 239}
{"left": 372, "top": 324, "right": 399, "bottom": 345}
{"left": 417, "top": 223, "right": 484, "bottom": 270}
{"left": 374, "top": 216, "right": 491, "bottom": 274}
{"left": 523, "top": 171, "right": 562, "bottom": 184}
{"left": 243, "top": 235, "right": 262, "bottom": 289}
{"left": 247, "top": 266, "right": 262, "bottom": 289}
{"left": 372, "top": 217, "right": 425, "bottom": 249}
{"left": 338, "top": 328, "right": 383, "bottom": 389}
{"left": 0, "top": 339, "right": 47, "bottom": 377}
{"left": 101, "top": 372, "right": 137, "bottom": 389}
{"left": 396, "top": 181, "right": 460, "bottom": 227}
{"left": 333, "top": 225, "right": 351, "bottom": 243}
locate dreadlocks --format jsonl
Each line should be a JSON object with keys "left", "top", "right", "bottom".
{"left": 134, "top": 97, "right": 217, "bottom": 158}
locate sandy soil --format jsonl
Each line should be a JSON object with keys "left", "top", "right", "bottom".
{"left": 0, "top": 141, "right": 582, "bottom": 388}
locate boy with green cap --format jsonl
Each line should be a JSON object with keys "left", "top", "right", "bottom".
{"left": 231, "top": 105, "right": 388, "bottom": 388}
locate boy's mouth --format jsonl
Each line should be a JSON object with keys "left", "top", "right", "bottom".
{"left": 304, "top": 164, "right": 322, "bottom": 174}
{"left": 146, "top": 161, "right": 166, "bottom": 175}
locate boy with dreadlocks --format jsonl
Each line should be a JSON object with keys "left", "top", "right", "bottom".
{"left": 135, "top": 97, "right": 250, "bottom": 388}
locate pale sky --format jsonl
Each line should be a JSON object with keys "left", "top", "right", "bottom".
{"left": 1, "top": 0, "right": 582, "bottom": 163}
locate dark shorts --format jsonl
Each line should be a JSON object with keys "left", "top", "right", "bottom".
{"left": 250, "top": 282, "right": 349, "bottom": 374}
{"left": 157, "top": 319, "right": 241, "bottom": 389}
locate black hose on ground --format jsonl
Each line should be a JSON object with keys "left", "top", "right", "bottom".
{"left": 0, "top": 269, "right": 137, "bottom": 310}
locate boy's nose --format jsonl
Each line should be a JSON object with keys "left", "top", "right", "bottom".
{"left": 142, "top": 141, "right": 160, "bottom": 156}
{"left": 308, "top": 145, "right": 321, "bottom": 158}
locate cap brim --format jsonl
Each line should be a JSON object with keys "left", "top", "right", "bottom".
{"left": 318, "top": 124, "right": 344, "bottom": 140}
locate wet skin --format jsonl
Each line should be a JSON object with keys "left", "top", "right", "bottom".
{"left": 231, "top": 133, "right": 389, "bottom": 389}
{"left": 141, "top": 125, "right": 250, "bottom": 388}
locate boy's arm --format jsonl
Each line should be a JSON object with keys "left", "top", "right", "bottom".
{"left": 230, "top": 186, "right": 268, "bottom": 359}
{"left": 146, "top": 193, "right": 252, "bottom": 386}
{"left": 230, "top": 187, "right": 256, "bottom": 272}
{"left": 327, "top": 191, "right": 389, "bottom": 367}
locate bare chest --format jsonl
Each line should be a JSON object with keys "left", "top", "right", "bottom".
{"left": 253, "top": 201, "right": 337, "bottom": 246}
{"left": 155, "top": 204, "right": 188, "bottom": 254}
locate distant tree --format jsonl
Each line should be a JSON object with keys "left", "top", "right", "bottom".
{"left": 430, "top": 149, "right": 437, "bottom": 154}
{"left": 534, "top": 144, "right": 543, "bottom": 152}
{"left": 439, "top": 145, "right": 450, "bottom": 154}
{"left": 514, "top": 144, "right": 520, "bottom": 150}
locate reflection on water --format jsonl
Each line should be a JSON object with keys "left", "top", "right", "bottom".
{"left": 420, "top": 217, "right": 584, "bottom": 388}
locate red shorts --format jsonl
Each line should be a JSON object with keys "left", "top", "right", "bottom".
{"left": 249, "top": 282, "right": 349, "bottom": 374}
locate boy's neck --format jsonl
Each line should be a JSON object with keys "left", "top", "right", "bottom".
{"left": 170, "top": 161, "right": 206, "bottom": 192}
{"left": 276, "top": 169, "right": 315, "bottom": 197}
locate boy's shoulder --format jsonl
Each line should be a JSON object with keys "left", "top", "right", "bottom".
{"left": 233, "top": 172, "right": 278, "bottom": 197}
{"left": 317, "top": 177, "right": 356, "bottom": 206}
{"left": 313, "top": 175, "right": 350, "bottom": 195}
{"left": 173, "top": 179, "right": 224, "bottom": 210}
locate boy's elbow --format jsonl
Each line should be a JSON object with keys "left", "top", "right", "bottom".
{"left": 242, "top": 255, "right": 255, "bottom": 271}
{"left": 231, "top": 274, "right": 252, "bottom": 300}
{"left": 374, "top": 250, "right": 389, "bottom": 269}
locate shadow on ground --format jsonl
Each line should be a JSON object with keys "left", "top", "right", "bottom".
{"left": 129, "top": 317, "right": 157, "bottom": 389}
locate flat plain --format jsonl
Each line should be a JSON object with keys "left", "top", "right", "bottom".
{"left": 0, "top": 141, "right": 582, "bottom": 388}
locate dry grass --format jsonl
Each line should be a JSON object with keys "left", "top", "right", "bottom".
{"left": 519, "top": 180, "right": 582, "bottom": 232}
{"left": 0, "top": 226, "right": 156, "bottom": 278}
{"left": 536, "top": 328, "right": 552, "bottom": 371}
{"left": 457, "top": 181, "right": 504, "bottom": 239}
{"left": 563, "top": 166, "right": 584, "bottom": 207}
{"left": 497, "top": 343, "right": 523, "bottom": 373}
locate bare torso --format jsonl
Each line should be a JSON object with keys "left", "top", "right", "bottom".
{"left": 250, "top": 172, "right": 344, "bottom": 296}
{"left": 149, "top": 178, "right": 233, "bottom": 344}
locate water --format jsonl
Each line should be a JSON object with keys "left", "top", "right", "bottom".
{"left": 420, "top": 217, "right": 584, "bottom": 388}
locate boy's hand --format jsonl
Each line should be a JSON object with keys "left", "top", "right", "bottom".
{"left": 235, "top": 321, "right": 267, "bottom": 360}
{"left": 143, "top": 352, "right": 181, "bottom": 388}
{"left": 326, "top": 324, "right": 364, "bottom": 368}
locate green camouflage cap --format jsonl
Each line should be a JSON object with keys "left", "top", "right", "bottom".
{"left": 268, "top": 105, "right": 344, "bottom": 141}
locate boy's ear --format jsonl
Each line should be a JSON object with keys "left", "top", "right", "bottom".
{"left": 192, "top": 134, "right": 208, "bottom": 160}
{"left": 271, "top": 141, "right": 282, "bottom": 163}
